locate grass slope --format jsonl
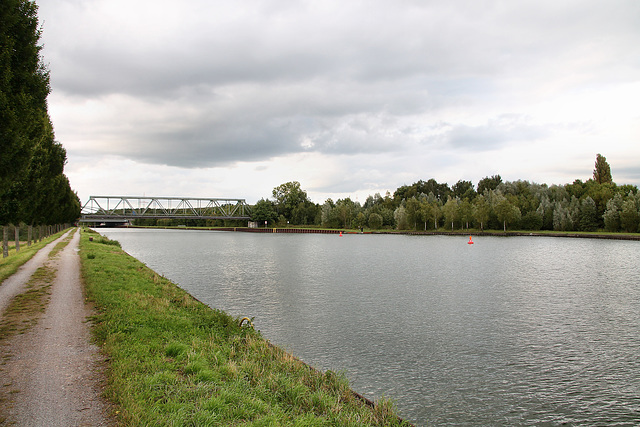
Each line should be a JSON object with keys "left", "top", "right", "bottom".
{"left": 79, "top": 229, "right": 408, "bottom": 426}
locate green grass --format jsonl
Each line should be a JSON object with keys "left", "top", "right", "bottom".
{"left": 0, "top": 229, "right": 70, "bottom": 285}
{"left": 48, "top": 231, "right": 75, "bottom": 259}
{"left": 79, "top": 229, "right": 409, "bottom": 426}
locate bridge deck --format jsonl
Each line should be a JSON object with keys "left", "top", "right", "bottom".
{"left": 81, "top": 196, "right": 251, "bottom": 221}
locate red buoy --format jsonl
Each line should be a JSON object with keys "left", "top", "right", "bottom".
{"left": 339, "top": 231, "right": 343, "bottom": 237}
{"left": 468, "top": 236, "right": 474, "bottom": 244}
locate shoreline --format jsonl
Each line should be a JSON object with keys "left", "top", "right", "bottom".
{"left": 81, "top": 229, "right": 412, "bottom": 426}
{"left": 115, "top": 225, "right": 640, "bottom": 241}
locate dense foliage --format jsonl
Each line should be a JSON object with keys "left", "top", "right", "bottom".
{"left": 0, "top": 0, "right": 80, "bottom": 232}
{"left": 258, "top": 155, "right": 640, "bottom": 233}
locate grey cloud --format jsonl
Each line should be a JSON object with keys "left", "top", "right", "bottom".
{"left": 38, "top": 0, "right": 640, "bottom": 178}
{"left": 441, "top": 117, "right": 549, "bottom": 151}
{"left": 95, "top": 120, "right": 301, "bottom": 168}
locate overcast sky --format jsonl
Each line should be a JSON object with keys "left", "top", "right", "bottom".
{"left": 36, "top": 0, "right": 640, "bottom": 205}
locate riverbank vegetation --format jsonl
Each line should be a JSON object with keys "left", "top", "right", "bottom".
{"left": 133, "top": 154, "right": 640, "bottom": 234}
{"left": 79, "top": 229, "right": 409, "bottom": 426}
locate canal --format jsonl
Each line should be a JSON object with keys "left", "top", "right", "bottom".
{"left": 98, "top": 228, "right": 640, "bottom": 426}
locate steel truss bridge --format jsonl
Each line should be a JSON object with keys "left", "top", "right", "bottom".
{"left": 80, "top": 196, "right": 251, "bottom": 223}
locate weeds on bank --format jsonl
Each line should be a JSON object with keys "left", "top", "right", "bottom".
{"left": 79, "top": 230, "right": 408, "bottom": 426}
{"left": 47, "top": 231, "right": 74, "bottom": 259}
{"left": 0, "top": 265, "right": 55, "bottom": 340}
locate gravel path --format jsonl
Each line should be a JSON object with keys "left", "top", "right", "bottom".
{"left": 0, "top": 229, "right": 111, "bottom": 426}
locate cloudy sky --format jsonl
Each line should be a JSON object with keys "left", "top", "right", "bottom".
{"left": 36, "top": 0, "right": 640, "bottom": 205}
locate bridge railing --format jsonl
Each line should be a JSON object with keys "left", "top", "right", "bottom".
{"left": 80, "top": 196, "right": 251, "bottom": 221}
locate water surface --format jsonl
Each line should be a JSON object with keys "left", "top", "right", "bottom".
{"left": 98, "top": 229, "right": 640, "bottom": 426}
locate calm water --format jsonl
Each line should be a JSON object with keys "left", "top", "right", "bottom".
{"left": 98, "top": 228, "right": 640, "bottom": 426}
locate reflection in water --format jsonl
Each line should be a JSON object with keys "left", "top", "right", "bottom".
{"left": 99, "top": 229, "right": 640, "bottom": 426}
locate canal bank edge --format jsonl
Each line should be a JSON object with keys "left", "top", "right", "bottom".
{"left": 80, "top": 229, "right": 413, "bottom": 426}
{"left": 123, "top": 225, "right": 640, "bottom": 241}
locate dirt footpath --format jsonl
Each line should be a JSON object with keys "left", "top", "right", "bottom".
{"left": 0, "top": 229, "right": 111, "bottom": 426}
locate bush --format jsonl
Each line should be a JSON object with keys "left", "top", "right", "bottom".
{"left": 520, "top": 211, "right": 543, "bottom": 231}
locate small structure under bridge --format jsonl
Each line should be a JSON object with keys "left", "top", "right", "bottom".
{"left": 79, "top": 196, "right": 251, "bottom": 225}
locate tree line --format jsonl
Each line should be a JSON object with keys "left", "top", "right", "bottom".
{"left": 251, "top": 154, "right": 640, "bottom": 233}
{"left": 1, "top": 0, "right": 81, "bottom": 256}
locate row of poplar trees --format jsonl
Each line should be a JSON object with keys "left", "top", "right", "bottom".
{"left": 1, "top": 0, "right": 81, "bottom": 256}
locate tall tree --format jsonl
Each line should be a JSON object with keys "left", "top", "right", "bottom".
{"left": 272, "top": 181, "right": 310, "bottom": 221}
{"left": 1, "top": 1, "right": 80, "bottom": 258}
{"left": 473, "top": 195, "right": 490, "bottom": 231}
{"left": 1, "top": 0, "right": 54, "bottom": 256}
{"left": 334, "top": 198, "right": 358, "bottom": 228}
{"left": 0, "top": 0, "right": 50, "bottom": 193}
{"left": 405, "top": 197, "right": 421, "bottom": 230}
{"left": 593, "top": 153, "right": 612, "bottom": 184}
{"left": 442, "top": 197, "right": 460, "bottom": 231}
{"left": 495, "top": 198, "right": 521, "bottom": 231}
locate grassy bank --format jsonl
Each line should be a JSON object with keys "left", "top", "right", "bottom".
{"left": 0, "top": 229, "right": 70, "bottom": 285}
{"left": 79, "top": 229, "right": 409, "bottom": 426}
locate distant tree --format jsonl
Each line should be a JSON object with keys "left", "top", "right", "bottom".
{"left": 520, "top": 211, "right": 543, "bottom": 231}
{"left": 394, "top": 206, "right": 408, "bottom": 230}
{"left": 593, "top": 153, "right": 612, "bottom": 184}
{"left": 452, "top": 180, "right": 476, "bottom": 200}
{"left": 459, "top": 199, "right": 474, "bottom": 229}
{"left": 579, "top": 196, "right": 598, "bottom": 231}
{"left": 422, "top": 179, "right": 451, "bottom": 201}
{"left": 603, "top": 193, "right": 623, "bottom": 232}
{"left": 368, "top": 212, "right": 383, "bottom": 230}
{"left": 405, "top": 197, "right": 421, "bottom": 230}
{"left": 419, "top": 195, "right": 436, "bottom": 230}
{"left": 473, "top": 195, "right": 490, "bottom": 231}
{"left": 619, "top": 198, "right": 639, "bottom": 232}
{"left": 368, "top": 204, "right": 395, "bottom": 228}
{"left": 272, "top": 181, "right": 309, "bottom": 221}
{"left": 363, "top": 194, "right": 378, "bottom": 209}
{"left": 291, "top": 200, "right": 319, "bottom": 225}
{"left": 399, "top": 179, "right": 450, "bottom": 202}
{"left": 585, "top": 182, "right": 614, "bottom": 228}
{"left": 251, "top": 199, "right": 277, "bottom": 226}
{"left": 353, "top": 212, "right": 367, "bottom": 229}
{"left": 321, "top": 199, "right": 336, "bottom": 227}
{"left": 334, "top": 198, "right": 358, "bottom": 228}
{"left": 495, "top": 198, "right": 521, "bottom": 231}
{"left": 393, "top": 185, "right": 417, "bottom": 205}
{"left": 565, "top": 179, "right": 587, "bottom": 200}
{"left": 535, "top": 193, "right": 554, "bottom": 230}
{"left": 553, "top": 202, "right": 573, "bottom": 231}
{"left": 477, "top": 175, "right": 502, "bottom": 194}
{"left": 442, "top": 197, "right": 460, "bottom": 231}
